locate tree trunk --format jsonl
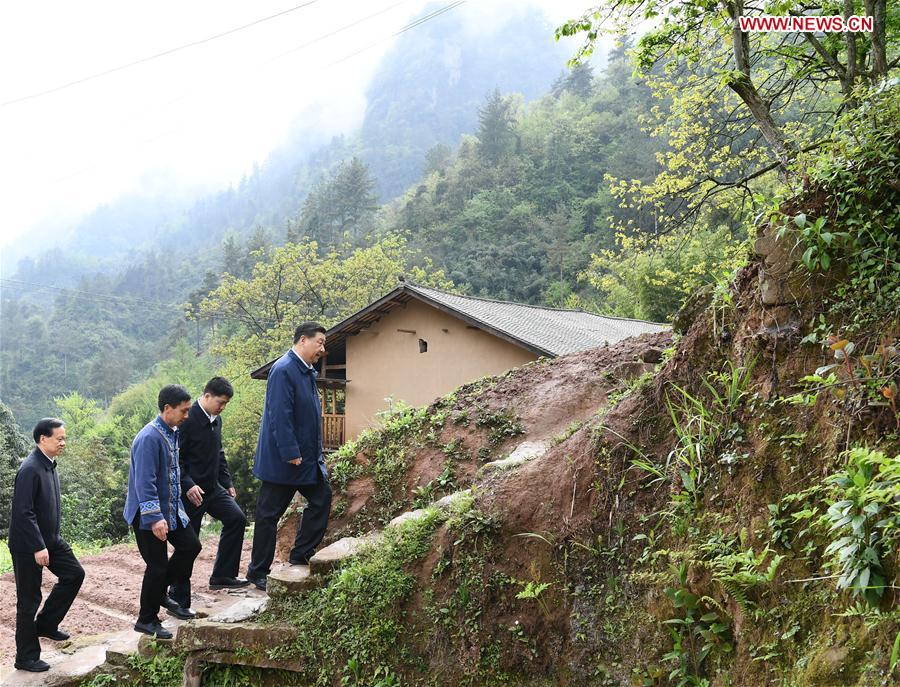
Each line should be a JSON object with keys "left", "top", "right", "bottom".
{"left": 725, "top": 0, "right": 793, "bottom": 169}
{"left": 864, "top": 0, "right": 888, "bottom": 77}
{"left": 844, "top": 0, "right": 858, "bottom": 92}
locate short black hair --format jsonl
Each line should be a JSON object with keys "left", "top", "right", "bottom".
{"left": 33, "top": 418, "right": 64, "bottom": 444}
{"left": 158, "top": 384, "right": 191, "bottom": 412}
{"left": 294, "top": 321, "right": 326, "bottom": 344}
{"left": 204, "top": 376, "right": 234, "bottom": 398}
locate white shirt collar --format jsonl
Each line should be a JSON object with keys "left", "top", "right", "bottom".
{"left": 38, "top": 447, "right": 56, "bottom": 463}
{"left": 198, "top": 401, "right": 217, "bottom": 423}
{"left": 291, "top": 348, "right": 314, "bottom": 369}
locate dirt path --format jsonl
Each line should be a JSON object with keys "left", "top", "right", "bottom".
{"left": 0, "top": 534, "right": 255, "bottom": 664}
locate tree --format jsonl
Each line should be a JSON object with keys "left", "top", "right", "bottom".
{"left": 580, "top": 224, "right": 747, "bottom": 321}
{"left": 550, "top": 61, "right": 594, "bottom": 99}
{"left": 423, "top": 144, "right": 452, "bottom": 176}
{"left": 297, "top": 158, "right": 378, "bottom": 244}
{"left": 332, "top": 157, "right": 378, "bottom": 240}
{"left": 557, "top": 0, "right": 898, "bottom": 230}
{"left": 477, "top": 89, "right": 520, "bottom": 164}
{"left": 0, "top": 400, "right": 29, "bottom": 539}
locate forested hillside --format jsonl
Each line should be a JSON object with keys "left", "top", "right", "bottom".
{"left": 0, "top": 4, "right": 571, "bottom": 429}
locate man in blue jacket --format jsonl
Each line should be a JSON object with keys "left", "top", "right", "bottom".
{"left": 124, "top": 385, "right": 202, "bottom": 639}
{"left": 246, "top": 322, "right": 331, "bottom": 591}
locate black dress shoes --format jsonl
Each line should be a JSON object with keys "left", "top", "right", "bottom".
{"left": 161, "top": 595, "right": 196, "bottom": 620}
{"left": 208, "top": 576, "right": 251, "bottom": 589}
{"left": 133, "top": 620, "right": 173, "bottom": 639}
{"left": 165, "top": 605, "right": 196, "bottom": 620}
{"left": 14, "top": 658, "right": 51, "bottom": 672}
{"left": 37, "top": 628, "right": 70, "bottom": 641}
{"left": 247, "top": 575, "right": 267, "bottom": 592}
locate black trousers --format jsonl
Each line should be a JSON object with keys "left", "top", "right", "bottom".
{"left": 168, "top": 487, "right": 247, "bottom": 607}
{"left": 132, "top": 518, "right": 201, "bottom": 624}
{"left": 246, "top": 470, "right": 331, "bottom": 580}
{"left": 12, "top": 540, "right": 85, "bottom": 662}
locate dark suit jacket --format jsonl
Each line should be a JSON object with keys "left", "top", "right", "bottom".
{"left": 253, "top": 350, "right": 325, "bottom": 486}
{"left": 179, "top": 400, "right": 233, "bottom": 494}
{"left": 7, "top": 448, "right": 62, "bottom": 553}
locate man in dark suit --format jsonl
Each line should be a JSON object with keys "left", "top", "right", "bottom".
{"left": 8, "top": 418, "right": 85, "bottom": 673}
{"left": 167, "top": 377, "right": 249, "bottom": 611}
{"left": 246, "top": 321, "right": 332, "bottom": 591}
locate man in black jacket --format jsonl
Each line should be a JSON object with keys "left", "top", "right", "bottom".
{"left": 167, "top": 377, "right": 249, "bottom": 612}
{"left": 8, "top": 418, "right": 85, "bottom": 673}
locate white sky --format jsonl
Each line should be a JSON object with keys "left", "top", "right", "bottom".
{"left": 0, "top": 0, "right": 590, "bottom": 254}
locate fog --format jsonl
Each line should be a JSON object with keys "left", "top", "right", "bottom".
{"left": 0, "top": 0, "right": 591, "bottom": 258}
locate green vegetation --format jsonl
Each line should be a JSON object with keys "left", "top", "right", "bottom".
{"left": 80, "top": 644, "right": 185, "bottom": 687}
{"left": 264, "top": 510, "right": 443, "bottom": 686}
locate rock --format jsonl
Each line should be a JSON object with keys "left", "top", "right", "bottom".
{"left": 754, "top": 223, "right": 832, "bottom": 306}
{"left": 207, "top": 596, "right": 269, "bottom": 623}
{"left": 175, "top": 621, "right": 297, "bottom": 654}
{"left": 639, "top": 347, "right": 664, "bottom": 364}
{"left": 267, "top": 565, "right": 321, "bottom": 599}
{"left": 0, "top": 644, "right": 108, "bottom": 686}
{"left": 309, "top": 533, "right": 383, "bottom": 575}
{"left": 103, "top": 633, "right": 141, "bottom": 666}
{"left": 672, "top": 283, "right": 713, "bottom": 334}
{"left": 388, "top": 509, "right": 430, "bottom": 528}
{"left": 479, "top": 440, "right": 549, "bottom": 475}
{"left": 610, "top": 360, "right": 651, "bottom": 382}
{"left": 137, "top": 633, "right": 174, "bottom": 658}
{"left": 433, "top": 489, "right": 470, "bottom": 509}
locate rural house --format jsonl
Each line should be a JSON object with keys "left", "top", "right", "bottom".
{"left": 250, "top": 279, "right": 668, "bottom": 448}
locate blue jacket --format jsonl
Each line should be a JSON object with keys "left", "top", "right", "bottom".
{"left": 123, "top": 417, "right": 190, "bottom": 530}
{"left": 253, "top": 349, "right": 325, "bottom": 486}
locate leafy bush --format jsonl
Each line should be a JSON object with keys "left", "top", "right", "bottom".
{"left": 822, "top": 446, "right": 899, "bottom": 605}
{"left": 787, "top": 83, "right": 900, "bottom": 334}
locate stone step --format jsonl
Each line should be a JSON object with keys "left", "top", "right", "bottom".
{"left": 0, "top": 630, "right": 138, "bottom": 687}
{"left": 175, "top": 620, "right": 298, "bottom": 655}
{"left": 309, "top": 533, "right": 383, "bottom": 576}
{"left": 479, "top": 440, "right": 549, "bottom": 475}
{"left": 206, "top": 596, "right": 269, "bottom": 623}
{"left": 267, "top": 564, "right": 321, "bottom": 600}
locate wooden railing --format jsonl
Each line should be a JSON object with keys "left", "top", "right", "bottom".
{"left": 323, "top": 415, "right": 345, "bottom": 450}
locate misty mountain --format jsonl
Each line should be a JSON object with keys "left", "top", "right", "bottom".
{"left": 4, "top": 4, "right": 572, "bottom": 288}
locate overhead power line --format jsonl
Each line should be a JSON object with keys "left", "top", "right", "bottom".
{"left": 47, "top": 0, "right": 466, "bottom": 185}
{"left": 0, "top": 0, "right": 321, "bottom": 108}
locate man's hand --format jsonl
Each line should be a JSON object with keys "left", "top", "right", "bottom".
{"left": 186, "top": 485, "right": 204, "bottom": 507}
{"left": 288, "top": 457, "right": 302, "bottom": 465}
{"left": 227, "top": 486, "right": 236, "bottom": 498}
{"left": 33, "top": 548, "right": 49, "bottom": 566}
{"left": 151, "top": 519, "right": 169, "bottom": 542}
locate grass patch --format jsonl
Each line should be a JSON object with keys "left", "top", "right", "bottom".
{"left": 263, "top": 509, "right": 444, "bottom": 686}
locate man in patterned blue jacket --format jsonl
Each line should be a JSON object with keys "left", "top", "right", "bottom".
{"left": 246, "top": 322, "right": 331, "bottom": 591}
{"left": 123, "top": 385, "right": 202, "bottom": 638}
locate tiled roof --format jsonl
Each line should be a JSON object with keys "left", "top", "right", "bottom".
{"left": 404, "top": 283, "right": 668, "bottom": 356}
{"left": 250, "top": 281, "right": 669, "bottom": 379}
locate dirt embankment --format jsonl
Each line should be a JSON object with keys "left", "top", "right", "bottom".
{"left": 276, "top": 330, "right": 672, "bottom": 558}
